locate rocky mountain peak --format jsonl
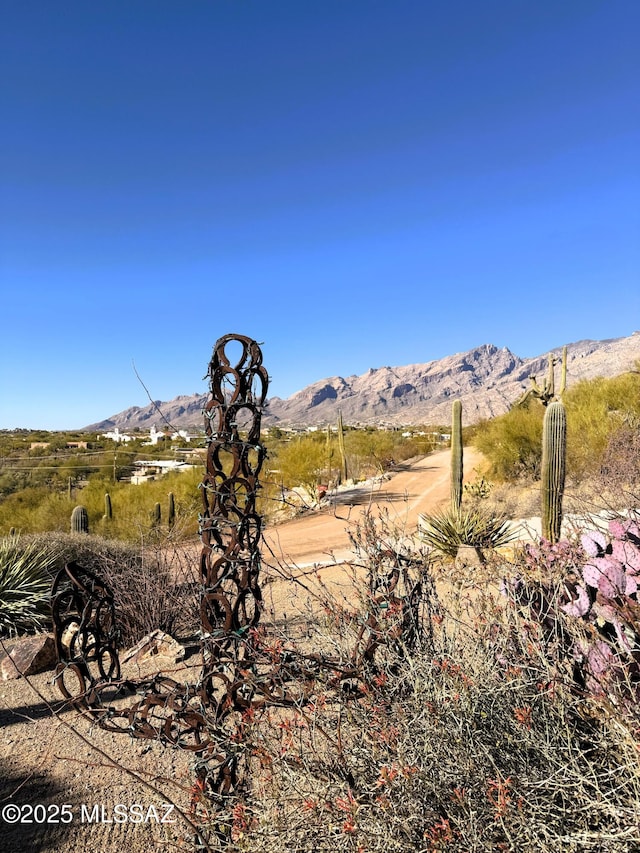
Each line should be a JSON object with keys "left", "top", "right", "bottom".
{"left": 84, "top": 333, "right": 640, "bottom": 432}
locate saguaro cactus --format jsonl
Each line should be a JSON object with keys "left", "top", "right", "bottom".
{"left": 541, "top": 400, "right": 567, "bottom": 543}
{"left": 514, "top": 346, "right": 568, "bottom": 408}
{"left": 103, "top": 492, "right": 113, "bottom": 521}
{"left": 451, "top": 400, "right": 463, "bottom": 513}
{"left": 153, "top": 502, "right": 162, "bottom": 526}
{"left": 337, "top": 410, "right": 348, "bottom": 484}
{"left": 71, "top": 505, "right": 89, "bottom": 535}
{"left": 168, "top": 492, "right": 175, "bottom": 528}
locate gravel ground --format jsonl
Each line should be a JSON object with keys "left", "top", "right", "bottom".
{"left": 0, "top": 654, "right": 202, "bottom": 853}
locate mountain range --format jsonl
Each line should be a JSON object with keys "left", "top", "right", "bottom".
{"left": 86, "top": 332, "right": 640, "bottom": 431}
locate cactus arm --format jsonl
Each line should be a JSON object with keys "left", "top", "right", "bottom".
{"left": 559, "top": 346, "right": 567, "bottom": 398}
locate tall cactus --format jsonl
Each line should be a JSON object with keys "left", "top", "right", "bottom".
{"left": 168, "top": 492, "right": 175, "bottom": 528}
{"left": 71, "top": 505, "right": 89, "bottom": 535}
{"left": 337, "top": 410, "right": 348, "bottom": 484}
{"left": 103, "top": 492, "right": 113, "bottom": 521}
{"left": 451, "top": 400, "right": 463, "bottom": 513}
{"left": 153, "top": 502, "right": 162, "bottom": 526}
{"left": 541, "top": 400, "right": 567, "bottom": 543}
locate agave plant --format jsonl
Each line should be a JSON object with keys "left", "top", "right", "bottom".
{"left": 0, "top": 535, "right": 58, "bottom": 637}
{"left": 418, "top": 506, "right": 516, "bottom": 558}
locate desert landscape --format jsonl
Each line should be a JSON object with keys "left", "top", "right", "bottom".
{"left": 1, "top": 447, "right": 484, "bottom": 852}
{"left": 2, "top": 354, "right": 640, "bottom": 852}
{"left": 4, "top": 2, "right": 639, "bottom": 849}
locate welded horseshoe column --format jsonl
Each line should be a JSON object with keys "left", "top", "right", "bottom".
{"left": 199, "top": 334, "right": 269, "bottom": 692}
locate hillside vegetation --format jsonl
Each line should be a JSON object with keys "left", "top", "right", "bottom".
{"left": 0, "top": 426, "right": 439, "bottom": 539}
{"left": 473, "top": 369, "right": 640, "bottom": 488}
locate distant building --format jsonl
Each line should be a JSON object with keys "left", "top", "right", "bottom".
{"left": 142, "top": 425, "right": 166, "bottom": 446}
{"left": 129, "top": 459, "right": 195, "bottom": 485}
{"left": 101, "top": 428, "right": 134, "bottom": 444}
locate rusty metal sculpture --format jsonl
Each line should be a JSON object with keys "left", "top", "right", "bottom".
{"left": 199, "top": 334, "right": 267, "bottom": 695}
{"left": 51, "top": 335, "right": 274, "bottom": 785}
{"left": 50, "top": 332, "right": 430, "bottom": 825}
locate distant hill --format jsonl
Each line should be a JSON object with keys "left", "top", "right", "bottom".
{"left": 85, "top": 331, "right": 640, "bottom": 431}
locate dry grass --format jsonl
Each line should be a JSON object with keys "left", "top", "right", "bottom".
{"left": 185, "top": 512, "right": 640, "bottom": 852}
{"left": 7, "top": 486, "right": 640, "bottom": 852}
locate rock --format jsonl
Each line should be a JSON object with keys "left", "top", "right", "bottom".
{"left": 0, "top": 634, "right": 57, "bottom": 680}
{"left": 121, "top": 630, "right": 185, "bottom": 664}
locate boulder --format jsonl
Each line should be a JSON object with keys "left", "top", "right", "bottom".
{"left": 121, "top": 630, "right": 185, "bottom": 664}
{"left": 0, "top": 634, "right": 57, "bottom": 680}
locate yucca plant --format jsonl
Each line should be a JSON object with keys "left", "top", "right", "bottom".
{"left": 0, "top": 535, "right": 58, "bottom": 636}
{"left": 418, "top": 506, "right": 516, "bottom": 558}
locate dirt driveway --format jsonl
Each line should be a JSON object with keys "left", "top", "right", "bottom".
{"left": 264, "top": 447, "right": 484, "bottom": 567}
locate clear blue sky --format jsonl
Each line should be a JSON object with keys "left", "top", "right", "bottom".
{"left": 1, "top": 1, "right": 638, "bottom": 430}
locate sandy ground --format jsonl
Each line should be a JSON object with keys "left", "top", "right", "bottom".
{"left": 0, "top": 448, "right": 484, "bottom": 853}
{"left": 263, "top": 447, "right": 484, "bottom": 567}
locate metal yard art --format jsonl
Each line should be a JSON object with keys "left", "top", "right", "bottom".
{"left": 50, "top": 333, "right": 428, "bottom": 819}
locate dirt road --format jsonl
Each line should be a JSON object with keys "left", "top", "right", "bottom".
{"left": 263, "top": 447, "right": 484, "bottom": 568}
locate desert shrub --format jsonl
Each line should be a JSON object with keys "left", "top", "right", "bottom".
{"left": 418, "top": 505, "right": 516, "bottom": 558}
{"left": 268, "top": 434, "right": 328, "bottom": 497}
{"left": 99, "top": 539, "right": 200, "bottom": 645}
{"left": 343, "top": 429, "right": 397, "bottom": 477}
{"left": 599, "top": 422, "right": 640, "bottom": 496}
{"left": 0, "top": 535, "right": 59, "bottom": 637}
{"left": 473, "top": 402, "right": 545, "bottom": 481}
{"left": 9, "top": 532, "right": 200, "bottom": 646}
{"left": 191, "top": 538, "right": 640, "bottom": 852}
{"left": 475, "top": 371, "right": 640, "bottom": 484}
{"left": 565, "top": 372, "right": 640, "bottom": 481}
{"left": 181, "top": 510, "right": 639, "bottom": 852}
{"left": 231, "top": 640, "right": 640, "bottom": 852}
